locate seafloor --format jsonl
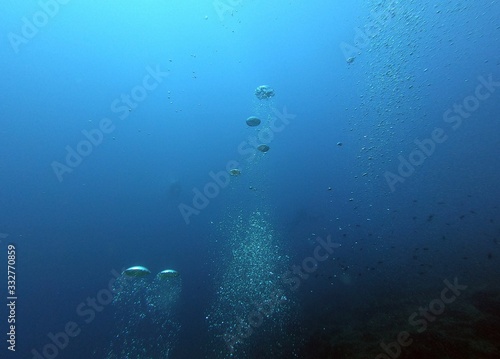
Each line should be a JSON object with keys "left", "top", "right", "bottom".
{"left": 298, "top": 287, "right": 500, "bottom": 359}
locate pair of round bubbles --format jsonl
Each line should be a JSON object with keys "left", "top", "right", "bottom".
{"left": 245, "top": 116, "right": 270, "bottom": 153}
{"left": 122, "top": 266, "right": 179, "bottom": 279}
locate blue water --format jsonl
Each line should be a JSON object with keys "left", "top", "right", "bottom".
{"left": 1, "top": 1, "right": 499, "bottom": 358}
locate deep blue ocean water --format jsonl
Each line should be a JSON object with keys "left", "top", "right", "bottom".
{"left": 1, "top": 1, "right": 499, "bottom": 358}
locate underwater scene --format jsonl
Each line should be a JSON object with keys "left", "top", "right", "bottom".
{"left": 1, "top": 0, "right": 499, "bottom": 358}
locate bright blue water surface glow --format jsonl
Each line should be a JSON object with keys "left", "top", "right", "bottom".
{"left": 0, "top": 1, "right": 499, "bottom": 358}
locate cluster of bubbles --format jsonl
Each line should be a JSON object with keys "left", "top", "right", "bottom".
{"left": 346, "top": 0, "right": 492, "bottom": 194}
{"left": 346, "top": 0, "right": 426, "bottom": 187}
{"left": 207, "top": 210, "right": 298, "bottom": 358}
{"left": 102, "top": 270, "right": 181, "bottom": 359}
{"left": 254, "top": 85, "right": 275, "bottom": 100}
